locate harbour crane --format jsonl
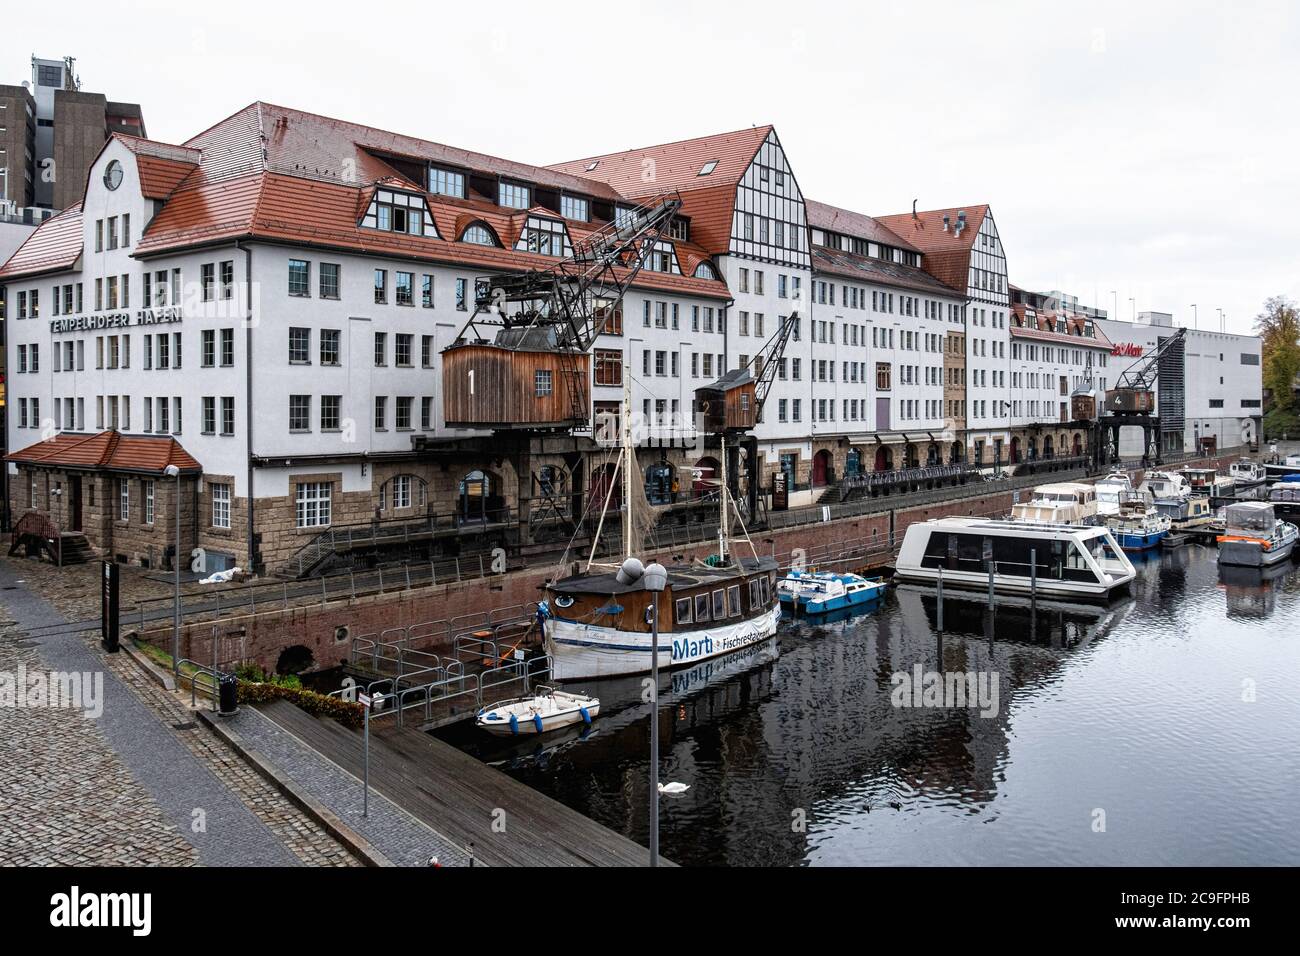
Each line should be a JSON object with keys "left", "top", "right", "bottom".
{"left": 1102, "top": 326, "right": 1187, "bottom": 464}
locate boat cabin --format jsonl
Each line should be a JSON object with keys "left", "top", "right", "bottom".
{"left": 1224, "top": 501, "right": 1276, "bottom": 536}
{"left": 1012, "top": 482, "right": 1098, "bottom": 525}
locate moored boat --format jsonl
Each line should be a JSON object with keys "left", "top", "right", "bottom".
{"left": 1011, "top": 482, "right": 1099, "bottom": 525}
{"left": 1263, "top": 453, "right": 1300, "bottom": 481}
{"left": 476, "top": 687, "right": 601, "bottom": 735}
{"left": 1105, "top": 500, "right": 1172, "bottom": 551}
{"left": 1094, "top": 470, "right": 1141, "bottom": 517}
{"left": 893, "top": 517, "right": 1136, "bottom": 599}
{"left": 778, "top": 570, "right": 886, "bottom": 615}
{"left": 1180, "top": 467, "right": 1235, "bottom": 498}
{"left": 1216, "top": 502, "right": 1298, "bottom": 567}
{"left": 1140, "top": 470, "right": 1195, "bottom": 520}
{"left": 1229, "top": 459, "right": 1267, "bottom": 491}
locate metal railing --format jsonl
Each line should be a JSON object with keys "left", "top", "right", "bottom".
{"left": 176, "top": 659, "right": 229, "bottom": 711}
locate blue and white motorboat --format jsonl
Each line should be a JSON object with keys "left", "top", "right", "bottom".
{"left": 777, "top": 570, "right": 886, "bottom": 615}
{"left": 1105, "top": 500, "right": 1171, "bottom": 551}
{"left": 476, "top": 686, "right": 600, "bottom": 735}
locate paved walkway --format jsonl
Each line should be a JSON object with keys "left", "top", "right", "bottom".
{"left": 0, "top": 558, "right": 354, "bottom": 867}
{"left": 227, "top": 706, "right": 470, "bottom": 866}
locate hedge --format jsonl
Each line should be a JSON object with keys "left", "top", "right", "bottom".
{"left": 236, "top": 681, "right": 365, "bottom": 728}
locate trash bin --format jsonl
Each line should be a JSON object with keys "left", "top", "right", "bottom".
{"left": 218, "top": 674, "right": 239, "bottom": 716}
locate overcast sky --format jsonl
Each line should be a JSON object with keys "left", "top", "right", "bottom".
{"left": 10, "top": 0, "right": 1297, "bottom": 335}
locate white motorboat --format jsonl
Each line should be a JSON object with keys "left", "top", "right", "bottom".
{"left": 1094, "top": 471, "right": 1141, "bottom": 517}
{"left": 1264, "top": 454, "right": 1300, "bottom": 481}
{"left": 1011, "top": 482, "right": 1098, "bottom": 525}
{"left": 476, "top": 686, "right": 601, "bottom": 735}
{"left": 1105, "top": 500, "right": 1171, "bottom": 551}
{"left": 1181, "top": 467, "right": 1235, "bottom": 498}
{"left": 778, "top": 569, "right": 886, "bottom": 615}
{"left": 1229, "top": 459, "right": 1267, "bottom": 490}
{"left": 1139, "top": 470, "right": 1195, "bottom": 520}
{"left": 1216, "top": 502, "right": 1299, "bottom": 568}
{"left": 894, "top": 517, "right": 1136, "bottom": 599}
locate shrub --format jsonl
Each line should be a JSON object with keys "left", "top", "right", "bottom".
{"left": 235, "top": 680, "right": 365, "bottom": 728}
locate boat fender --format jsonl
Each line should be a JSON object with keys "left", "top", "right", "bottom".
{"left": 580, "top": 706, "right": 591, "bottom": 724}
{"left": 533, "top": 713, "right": 545, "bottom": 734}
{"left": 509, "top": 714, "right": 519, "bottom": 735}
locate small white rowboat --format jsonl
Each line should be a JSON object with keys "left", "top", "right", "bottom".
{"left": 476, "top": 686, "right": 601, "bottom": 736}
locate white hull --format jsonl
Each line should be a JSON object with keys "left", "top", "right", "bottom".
{"left": 892, "top": 565, "right": 1131, "bottom": 599}
{"left": 547, "top": 605, "right": 782, "bottom": 680}
{"left": 477, "top": 691, "right": 600, "bottom": 735}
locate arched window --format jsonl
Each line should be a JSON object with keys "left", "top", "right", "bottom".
{"left": 692, "top": 261, "right": 719, "bottom": 281}
{"left": 378, "top": 474, "right": 428, "bottom": 511}
{"left": 459, "top": 222, "right": 500, "bottom": 246}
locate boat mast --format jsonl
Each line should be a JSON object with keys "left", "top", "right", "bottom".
{"left": 622, "top": 360, "right": 633, "bottom": 559}
{"left": 718, "top": 435, "right": 729, "bottom": 564}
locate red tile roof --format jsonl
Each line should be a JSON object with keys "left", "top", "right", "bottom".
{"left": 1010, "top": 303, "right": 1113, "bottom": 349}
{"left": 811, "top": 246, "right": 964, "bottom": 297}
{"left": 876, "top": 205, "right": 991, "bottom": 292}
{"left": 7, "top": 431, "right": 203, "bottom": 475}
{"left": 805, "top": 199, "right": 919, "bottom": 254}
{"left": 0, "top": 204, "right": 84, "bottom": 279}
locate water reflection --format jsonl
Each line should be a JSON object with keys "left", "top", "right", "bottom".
{"left": 441, "top": 543, "right": 1300, "bottom": 866}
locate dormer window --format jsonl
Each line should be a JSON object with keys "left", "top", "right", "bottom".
{"left": 560, "top": 194, "right": 589, "bottom": 222}
{"left": 516, "top": 216, "right": 572, "bottom": 257}
{"left": 698, "top": 160, "right": 718, "bottom": 176}
{"left": 693, "top": 261, "right": 718, "bottom": 281}
{"left": 361, "top": 189, "right": 440, "bottom": 238}
{"left": 643, "top": 240, "right": 681, "bottom": 274}
{"left": 460, "top": 222, "right": 500, "bottom": 246}
{"left": 499, "top": 181, "right": 531, "bottom": 209}
{"left": 429, "top": 166, "right": 465, "bottom": 198}
{"left": 669, "top": 218, "right": 689, "bottom": 241}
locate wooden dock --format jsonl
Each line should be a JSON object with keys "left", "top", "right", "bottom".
{"left": 257, "top": 699, "right": 669, "bottom": 867}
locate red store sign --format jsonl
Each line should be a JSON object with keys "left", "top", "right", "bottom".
{"left": 1111, "top": 343, "right": 1144, "bottom": 357}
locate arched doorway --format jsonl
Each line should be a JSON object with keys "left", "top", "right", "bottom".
{"left": 1043, "top": 435, "right": 1054, "bottom": 459}
{"left": 874, "top": 445, "right": 894, "bottom": 472}
{"left": 902, "top": 442, "right": 917, "bottom": 469}
{"left": 645, "top": 461, "right": 674, "bottom": 505}
{"left": 589, "top": 463, "right": 621, "bottom": 515}
{"left": 950, "top": 441, "right": 964, "bottom": 465}
{"left": 1072, "top": 432, "right": 1083, "bottom": 456}
{"left": 1028, "top": 436, "right": 1038, "bottom": 461}
{"left": 926, "top": 442, "right": 939, "bottom": 466}
{"left": 811, "top": 449, "right": 833, "bottom": 488}
{"left": 458, "top": 469, "right": 496, "bottom": 522}
{"left": 1010, "top": 436, "right": 1021, "bottom": 464}
{"left": 845, "top": 448, "right": 862, "bottom": 477}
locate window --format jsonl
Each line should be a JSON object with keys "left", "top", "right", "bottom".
{"left": 395, "top": 271, "right": 413, "bottom": 306}
{"left": 560, "top": 195, "right": 588, "bottom": 221}
{"left": 212, "top": 484, "right": 231, "bottom": 529}
{"left": 395, "top": 396, "right": 413, "bottom": 430}
{"left": 202, "top": 329, "right": 215, "bottom": 367}
{"left": 675, "top": 597, "right": 693, "bottom": 624}
{"left": 698, "top": 160, "right": 718, "bottom": 176}
{"left": 535, "top": 369, "right": 553, "bottom": 397}
{"left": 460, "top": 223, "right": 498, "bottom": 246}
{"left": 374, "top": 269, "right": 387, "bottom": 304}
{"left": 363, "top": 190, "right": 436, "bottom": 236}
{"left": 456, "top": 278, "right": 467, "bottom": 310}
{"left": 429, "top": 167, "right": 466, "bottom": 198}
{"left": 421, "top": 335, "right": 434, "bottom": 368}
{"left": 374, "top": 332, "right": 387, "bottom": 366}
{"left": 594, "top": 349, "right": 622, "bottom": 386}
{"left": 320, "top": 329, "right": 340, "bottom": 365}
{"left": 374, "top": 396, "right": 387, "bottom": 429}
{"left": 220, "top": 328, "right": 234, "bottom": 367}
{"left": 288, "top": 259, "right": 310, "bottom": 296}
{"left": 295, "top": 482, "right": 332, "bottom": 528}
{"left": 203, "top": 397, "right": 216, "bottom": 434}
{"left": 143, "top": 481, "right": 155, "bottom": 524}
{"left": 202, "top": 263, "right": 215, "bottom": 301}
{"left": 289, "top": 327, "right": 311, "bottom": 363}
{"left": 321, "top": 395, "right": 341, "bottom": 430}
{"left": 119, "top": 480, "right": 130, "bottom": 521}
{"left": 319, "top": 263, "right": 340, "bottom": 299}
{"left": 421, "top": 274, "right": 434, "bottom": 307}
{"left": 498, "top": 181, "right": 530, "bottom": 209}
{"left": 221, "top": 397, "right": 235, "bottom": 435}
{"left": 392, "top": 475, "right": 412, "bottom": 509}
{"left": 220, "top": 260, "right": 234, "bottom": 299}
{"left": 289, "top": 394, "right": 311, "bottom": 431}
{"left": 517, "top": 216, "right": 571, "bottom": 257}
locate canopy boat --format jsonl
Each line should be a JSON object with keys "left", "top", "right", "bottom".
{"left": 1216, "top": 501, "right": 1299, "bottom": 567}
{"left": 1105, "top": 500, "right": 1172, "bottom": 551}
{"left": 1140, "top": 470, "right": 1195, "bottom": 520}
{"left": 1268, "top": 481, "right": 1300, "bottom": 519}
{"left": 1229, "top": 459, "right": 1267, "bottom": 490}
{"left": 1094, "top": 471, "right": 1141, "bottom": 517}
{"left": 894, "top": 517, "right": 1136, "bottom": 600}
{"left": 542, "top": 378, "right": 780, "bottom": 681}
{"left": 778, "top": 570, "right": 886, "bottom": 615}
{"left": 476, "top": 687, "right": 600, "bottom": 736}
{"left": 1011, "top": 482, "right": 1098, "bottom": 525}
{"left": 1180, "top": 467, "right": 1235, "bottom": 498}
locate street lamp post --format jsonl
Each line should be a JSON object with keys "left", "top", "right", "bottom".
{"left": 643, "top": 560, "right": 667, "bottom": 867}
{"left": 51, "top": 486, "right": 63, "bottom": 568}
{"left": 1190, "top": 304, "right": 1198, "bottom": 330}
{"left": 165, "top": 464, "right": 181, "bottom": 675}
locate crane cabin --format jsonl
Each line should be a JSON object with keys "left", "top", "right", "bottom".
{"left": 695, "top": 369, "right": 759, "bottom": 434}
{"left": 442, "top": 327, "right": 589, "bottom": 431}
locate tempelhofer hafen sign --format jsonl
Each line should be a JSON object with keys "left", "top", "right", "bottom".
{"left": 49, "top": 307, "right": 183, "bottom": 335}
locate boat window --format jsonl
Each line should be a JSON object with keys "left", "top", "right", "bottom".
{"left": 712, "top": 589, "right": 726, "bottom": 620}
{"left": 1063, "top": 540, "right": 1101, "bottom": 582}
{"left": 727, "top": 585, "right": 742, "bottom": 617}
{"left": 695, "top": 593, "right": 711, "bottom": 622}
{"left": 749, "top": 578, "right": 761, "bottom": 609}
{"left": 675, "top": 597, "right": 693, "bottom": 624}
{"left": 760, "top": 577, "right": 771, "bottom": 604}
{"left": 554, "top": 594, "right": 575, "bottom": 608}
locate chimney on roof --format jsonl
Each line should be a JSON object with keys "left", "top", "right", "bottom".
{"left": 942, "top": 214, "right": 950, "bottom": 232}
{"left": 912, "top": 199, "right": 918, "bottom": 219}
{"left": 955, "top": 209, "right": 967, "bottom": 237}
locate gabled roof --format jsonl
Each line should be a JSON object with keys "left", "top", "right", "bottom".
{"left": 805, "top": 199, "right": 919, "bottom": 254}
{"left": 876, "top": 205, "right": 992, "bottom": 291}
{"left": 547, "top": 126, "right": 772, "bottom": 197}
{"left": 0, "top": 204, "right": 83, "bottom": 279}
{"left": 1010, "top": 303, "right": 1113, "bottom": 349}
{"left": 7, "top": 431, "right": 202, "bottom": 475}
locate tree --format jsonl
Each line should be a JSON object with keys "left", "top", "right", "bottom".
{"left": 1256, "top": 295, "right": 1300, "bottom": 413}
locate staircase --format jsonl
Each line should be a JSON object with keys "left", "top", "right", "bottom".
{"left": 8, "top": 512, "right": 95, "bottom": 565}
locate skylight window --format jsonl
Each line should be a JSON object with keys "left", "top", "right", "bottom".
{"left": 698, "top": 160, "right": 718, "bottom": 176}
{"left": 585, "top": 161, "right": 600, "bottom": 172}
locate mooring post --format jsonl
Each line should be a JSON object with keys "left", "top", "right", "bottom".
{"left": 1030, "top": 547, "right": 1038, "bottom": 606}
{"left": 937, "top": 566, "right": 944, "bottom": 632}
{"left": 987, "top": 562, "right": 995, "bottom": 606}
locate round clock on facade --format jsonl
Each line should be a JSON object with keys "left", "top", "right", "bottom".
{"left": 103, "top": 160, "right": 123, "bottom": 191}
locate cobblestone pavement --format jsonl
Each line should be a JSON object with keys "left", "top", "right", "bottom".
{"left": 0, "top": 555, "right": 358, "bottom": 867}
{"left": 229, "top": 707, "right": 470, "bottom": 866}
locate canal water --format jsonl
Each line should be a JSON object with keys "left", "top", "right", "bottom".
{"left": 441, "top": 544, "right": 1300, "bottom": 866}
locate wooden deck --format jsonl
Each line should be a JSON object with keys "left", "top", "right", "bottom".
{"left": 257, "top": 699, "right": 668, "bottom": 867}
